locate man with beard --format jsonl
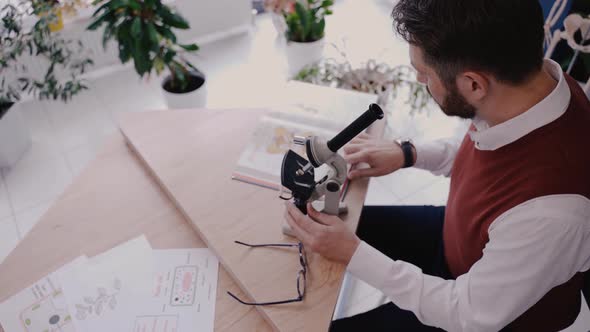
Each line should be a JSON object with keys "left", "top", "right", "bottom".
{"left": 283, "top": 0, "right": 590, "bottom": 331}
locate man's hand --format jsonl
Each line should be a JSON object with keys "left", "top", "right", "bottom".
{"left": 343, "top": 133, "right": 405, "bottom": 180}
{"left": 284, "top": 202, "right": 360, "bottom": 265}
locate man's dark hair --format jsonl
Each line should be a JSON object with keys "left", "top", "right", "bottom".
{"left": 392, "top": 0, "right": 545, "bottom": 85}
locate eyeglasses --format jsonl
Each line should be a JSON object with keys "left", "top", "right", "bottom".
{"left": 227, "top": 240, "right": 307, "bottom": 306}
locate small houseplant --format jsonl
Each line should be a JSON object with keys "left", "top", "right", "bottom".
{"left": 294, "top": 42, "right": 431, "bottom": 116}
{"left": 295, "top": 59, "right": 430, "bottom": 115}
{"left": 282, "top": 0, "right": 333, "bottom": 76}
{"left": 88, "top": 0, "right": 205, "bottom": 108}
{"left": 0, "top": 2, "right": 93, "bottom": 167}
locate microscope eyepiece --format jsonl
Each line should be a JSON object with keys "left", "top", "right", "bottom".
{"left": 326, "top": 103, "right": 384, "bottom": 152}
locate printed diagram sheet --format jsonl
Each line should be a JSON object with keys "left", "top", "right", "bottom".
{"left": 137, "top": 249, "right": 219, "bottom": 332}
{"left": 0, "top": 256, "right": 87, "bottom": 332}
{"left": 0, "top": 237, "right": 220, "bottom": 332}
{"left": 58, "top": 236, "right": 154, "bottom": 332}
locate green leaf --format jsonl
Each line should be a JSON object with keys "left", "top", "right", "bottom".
{"left": 163, "top": 49, "right": 176, "bottom": 63}
{"left": 146, "top": 23, "right": 160, "bottom": 51}
{"left": 132, "top": 37, "right": 149, "bottom": 76}
{"left": 127, "top": 0, "right": 141, "bottom": 11}
{"left": 102, "top": 22, "right": 116, "bottom": 49}
{"left": 91, "top": 2, "right": 110, "bottom": 18}
{"left": 130, "top": 17, "right": 142, "bottom": 38}
{"left": 311, "top": 17, "right": 325, "bottom": 41}
{"left": 178, "top": 43, "right": 199, "bottom": 52}
{"left": 154, "top": 25, "right": 177, "bottom": 43}
{"left": 286, "top": 13, "right": 303, "bottom": 41}
{"left": 108, "top": 0, "right": 125, "bottom": 10}
{"left": 118, "top": 42, "right": 131, "bottom": 63}
{"left": 321, "top": 0, "right": 334, "bottom": 8}
{"left": 295, "top": 2, "right": 310, "bottom": 39}
{"left": 160, "top": 7, "right": 189, "bottom": 29}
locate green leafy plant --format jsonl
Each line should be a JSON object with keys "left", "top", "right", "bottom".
{"left": 88, "top": 0, "right": 200, "bottom": 91}
{"left": 0, "top": 1, "right": 93, "bottom": 114}
{"left": 284, "top": 0, "right": 333, "bottom": 42}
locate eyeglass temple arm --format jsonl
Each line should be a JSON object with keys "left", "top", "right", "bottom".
{"left": 226, "top": 291, "right": 302, "bottom": 306}
{"left": 234, "top": 241, "right": 299, "bottom": 248}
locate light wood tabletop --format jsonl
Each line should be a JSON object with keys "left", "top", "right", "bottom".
{"left": 0, "top": 132, "right": 271, "bottom": 332}
{"left": 0, "top": 107, "right": 383, "bottom": 332}
{"left": 119, "top": 108, "right": 381, "bottom": 331}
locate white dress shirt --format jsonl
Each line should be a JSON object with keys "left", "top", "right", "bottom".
{"left": 346, "top": 59, "right": 590, "bottom": 332}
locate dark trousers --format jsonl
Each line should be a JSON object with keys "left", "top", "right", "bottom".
{"left": 329, "top": 205, "right": 451, "bottom": 332}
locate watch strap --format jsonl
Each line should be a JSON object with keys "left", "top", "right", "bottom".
{"left": 400, "top": 140, "right": 415, "bottom": 168}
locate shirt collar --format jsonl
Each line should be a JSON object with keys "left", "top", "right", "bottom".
{"left": 468, "top": 59, "right": 571, "bottom": 151}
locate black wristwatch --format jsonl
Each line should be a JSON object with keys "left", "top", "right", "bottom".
{"left": 398, "top": 140, "right": 415, "bottom": 168}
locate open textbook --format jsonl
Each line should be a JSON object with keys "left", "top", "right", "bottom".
{"left": 232, "top": 82, "right": 378, "bottom": 189}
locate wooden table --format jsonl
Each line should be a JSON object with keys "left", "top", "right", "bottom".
{"left": 0, "top": 108, "right": 381, "bottom": 331}
{"left": 0, "top": 132, "right": 271, "bottom": 331}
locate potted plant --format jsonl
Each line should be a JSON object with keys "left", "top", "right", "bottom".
{"left": 0, "top": 2, "right": 93, "bottom": 168}
{"left": 283, "top": 0, "right": 333, "bottom": 76}
{"left": 295, "top": 58, "right": 430, "bottom": 115}
{"left": 88, "top": 0, "right": 205, "bottom": 109}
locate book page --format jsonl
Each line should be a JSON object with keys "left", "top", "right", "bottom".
{"left": 233, "top": 113, "right": 338, "bottom": 189}
{"left": 233, "top": 83, "right": 378, "bottom": 189}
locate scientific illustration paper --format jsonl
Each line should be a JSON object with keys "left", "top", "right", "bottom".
{"left": 58, "top": 236, "right": 154, "bottom": 332}
{"left": 1, "top": 238, "right": 220, "bottom": 332}
{"left": 136, "top": 249, "right": 219, "bottom": 332}
{"left": 0, "top": 256, "right": 88, "bottom": 332}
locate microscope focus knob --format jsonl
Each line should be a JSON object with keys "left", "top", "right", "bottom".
{"left": 293, "top": 135, "right": 307, "bottom": 146}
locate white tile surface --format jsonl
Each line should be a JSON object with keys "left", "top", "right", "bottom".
{"left": 365, "top": 175, "right": 402, "bottom": 206}
{"left": 18, "top": 101, "right": 63, "bottom": 161}
{"left": 0, "top": 216, "right": 19, "bottom": 264}
{"left": 401, "top": 177, "right": 451, "bottom": 206}
{"left": 0, "top": 176, "right": 12, "bottom": 219}
{"left": 2, "top": 154, "right": 72, "bottom": 213}
{"left": 93, "top": 68, "right": 168, "bottom": 116}
{"left": 385, "top": 168, "right": 443, "bottom": 200}
{"left": 14, "top": 200, "right": 53, "bottom": 239}
{"left": 43, "top": 89, "right": 116, "bottom": 151}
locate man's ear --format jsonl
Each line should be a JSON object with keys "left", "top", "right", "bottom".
{"left": 456, "top": 71, "right": 489, "bottom": 104}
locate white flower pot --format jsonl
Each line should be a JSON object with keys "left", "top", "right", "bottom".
{"left": 162, "top": 70, "right": 207, "bottom": 109}
{"left": 0, "top": 103, "right": 31, "bottom": 168}
{"left": 285, "top": 38, "right": 325, "bottom": 77}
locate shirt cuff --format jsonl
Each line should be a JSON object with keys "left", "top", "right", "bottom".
{"left": 414, "top": 141, "right": 443, "bottom": 171}
{"left": 346, "top": 241, "right": 393, "bottom": 289}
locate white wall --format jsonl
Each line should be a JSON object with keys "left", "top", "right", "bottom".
{"left": 3, "top": 0, "right": 253, "bottom": 82}
{"left": 172, "top": 0, "right": 252, "bottom": 43}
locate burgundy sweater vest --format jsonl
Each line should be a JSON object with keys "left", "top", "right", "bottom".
{"left": 443, "top": 75, "right": 590, "bottom": 331}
